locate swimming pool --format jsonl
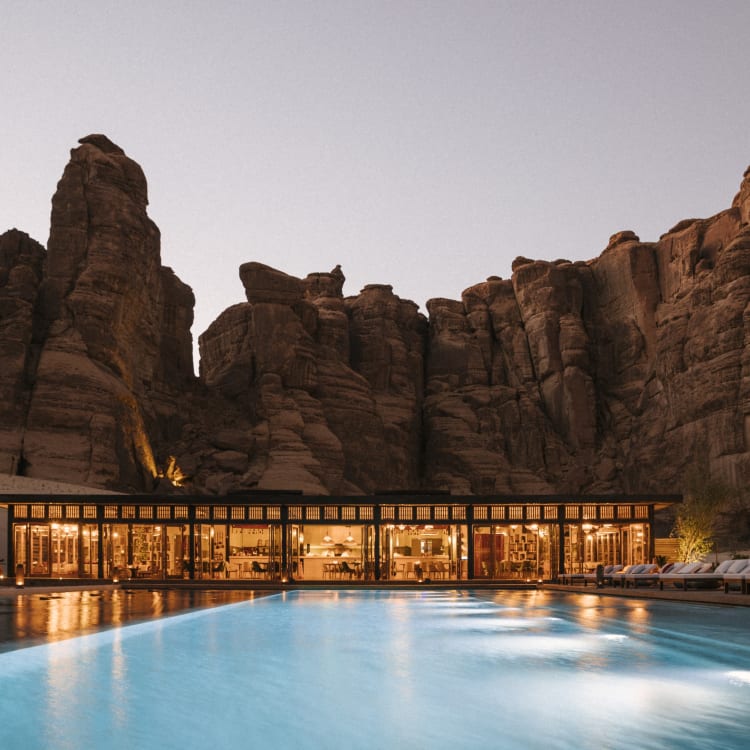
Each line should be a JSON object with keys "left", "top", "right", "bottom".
{"left": 1, "top": 589, "right": 749, "bottom": 749}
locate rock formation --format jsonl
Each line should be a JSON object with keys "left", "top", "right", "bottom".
{"left": 2, "top": 135, "right": 750, "bottom": 496}
{"left": 0, "top": 135, "right": 194, "bottom": 490}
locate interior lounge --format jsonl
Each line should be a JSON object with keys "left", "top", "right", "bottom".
{"left": 1, "top": 492, "right": 680, "bottom": 584}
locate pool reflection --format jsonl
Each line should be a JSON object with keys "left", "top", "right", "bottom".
{"left": 0, "top": 589, "right": 257, "bottom": 651}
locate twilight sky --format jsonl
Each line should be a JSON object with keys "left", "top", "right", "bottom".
{"left": 2, "top": 1, "right": 750, "bottom": 369}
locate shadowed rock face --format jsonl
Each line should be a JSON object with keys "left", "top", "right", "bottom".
{"left": 196, "top": 266, "right": 426, "bottom": 494}
{"left": 3, "top": 135, "right": 750, "bottom": 495}
{"left": 0, "top": 135, "right": 195, "bottom": 489}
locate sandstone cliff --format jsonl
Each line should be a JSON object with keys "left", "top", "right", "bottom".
{"left": 2, "top": 136, "right": 750, "bottom": 496}
{"left": 0, "top": 135, "right": 194, "bottom": 490}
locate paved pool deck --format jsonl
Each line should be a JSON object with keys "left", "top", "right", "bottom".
{"left": 3, "top": 579, "right": 750, "bottom": 606}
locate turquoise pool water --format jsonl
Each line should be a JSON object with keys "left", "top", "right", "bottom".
{"left": 1, "top": 589, "right": 749, "bottom": 749}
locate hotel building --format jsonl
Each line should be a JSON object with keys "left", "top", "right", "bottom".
{"left": 1, "top": 491, "right": 680, "bottom": 583}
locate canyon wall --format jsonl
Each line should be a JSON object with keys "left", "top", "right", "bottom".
{"left": 2, "top": 136, "right": 750, "bottom": 496}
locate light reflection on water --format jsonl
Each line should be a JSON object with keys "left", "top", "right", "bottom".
{"left": 0, "top": 589, "right": 749, "bottom": 749}
{"left": 0, "top": 588, "right": 256, "bottom": 651}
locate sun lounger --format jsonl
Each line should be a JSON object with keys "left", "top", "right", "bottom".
{"left": 622, "top": 563, "right": 663, "bottom": 588}
{"left": 658, "top": 561, "right": 724, "bottom": 590}
{"left": 610, "top": 564, "right": 639, "bottom": 587}
{"left": 580, "top": 564, "right": 623, "bottom": 586}
{"left": 722, "top": 559, "right": 750, "bottom": 594}
{"left": 558, "top": 570, "right": 585, "bottom": 585}
{"left": 593, "top": 564, "right": 623, "bottom": 586}
{"left": 559, "top": 564, "right": 622, "bottom": 586}
{"left": 559, "top": 566, "right": 598, "bottom": 585}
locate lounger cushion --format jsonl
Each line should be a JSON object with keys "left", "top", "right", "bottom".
{"left": 675, "top": 562, "right": 702, "bottom": 575}
{"left": 727, "top": 559, "right": 750, "bottom": 574}
{"left": 713, "top": 559, "right": 735, "bottom": 574}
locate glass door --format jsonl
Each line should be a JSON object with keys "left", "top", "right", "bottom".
{"left": 193, "top": 524, "right": 227, "bottom": 579}
{"left": 380, "top": 525, "right": 393, "bottom": 580}
{"left": 363, "top": 524, "right": 376, "bottom": 580}
{"left": 267, "top": 524, "right": 282, "bottom": 581}
{"left": 165, "top": 525, "right": 188, "bottom": 577}
{"left": 81, "top": 524, "right": 99, "bottom": 578}
{"left": 30, "top": 524, "right": 50, "bottom": 576}
{"left": 14, "top": 524, "right": 28, "bottom": 576}
{"left": 194, "top": 524, "right": 209, "bottom": 580}
{"left": 103, "top": 524, "right": 128, "bottom": 578}
{"left": 288, "top": 525, "right": 302, "bottom": 580}
{"left": 473, "top": 526, "right": 505, "bottom": 578}
{"left": 51, "top": 523, "right": 79, "bottom": 577}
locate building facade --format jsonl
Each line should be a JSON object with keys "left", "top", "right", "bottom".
{"left": 2, "top": 492, "right": 680, "bottom": 583}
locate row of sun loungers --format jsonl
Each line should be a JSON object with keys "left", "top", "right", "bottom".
{"left": 559, "top": 559, "right": 750, "bottom": 593}
{"left": 559, "top": 565, "right": 624, "bottom": 586}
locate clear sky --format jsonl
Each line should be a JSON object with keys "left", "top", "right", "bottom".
{"left": 2, "top": 1, "right": 750, "bottom": 369}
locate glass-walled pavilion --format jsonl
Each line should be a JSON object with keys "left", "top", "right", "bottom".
{"left": 2, "top": 492, "right": 680, "bottom": 583}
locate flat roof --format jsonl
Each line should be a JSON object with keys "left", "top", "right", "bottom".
{"left": 0, "top": 491, "right": 682, "bottom": 510}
